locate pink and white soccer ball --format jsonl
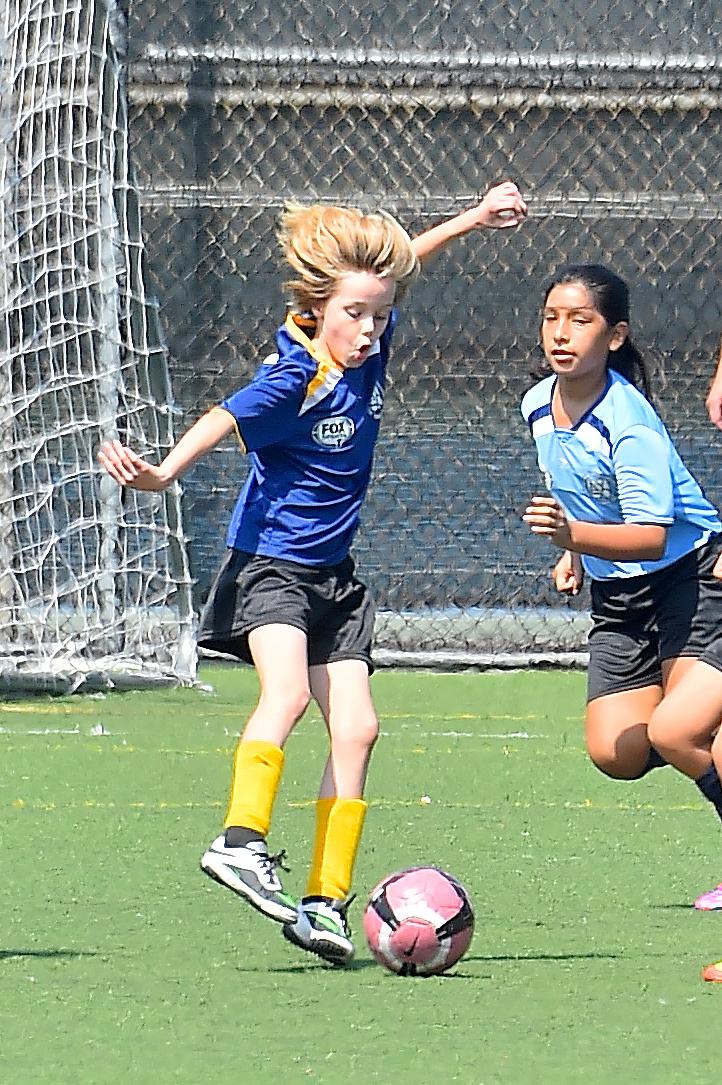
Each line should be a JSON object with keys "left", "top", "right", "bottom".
{"left": 363, "top": 867, "right": 474, "bottom": 976}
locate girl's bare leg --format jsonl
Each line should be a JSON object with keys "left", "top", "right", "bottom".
{"left": 585, "top": 685, "right": 663, "bottom": 779}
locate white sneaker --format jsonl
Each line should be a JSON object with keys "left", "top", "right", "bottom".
{"left": 283, "top": 896, "right": 355, "bottom": 965}
{"left": 200, "top": 836, "right": 297, "bottom": 924}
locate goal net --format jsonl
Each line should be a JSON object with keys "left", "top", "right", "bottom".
{"left": 0, "top": 0, "right": 196, "bottom": 692}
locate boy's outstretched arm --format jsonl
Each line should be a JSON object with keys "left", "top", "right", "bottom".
{"left": 98, "top": 407, "right": 237, "bottom": 491}
{"left": 411, "top": 181, "right": 527, "bottom": 263}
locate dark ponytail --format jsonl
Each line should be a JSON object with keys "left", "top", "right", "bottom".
{"left": 541, "top": 264, "right": 652, "bottom": 400}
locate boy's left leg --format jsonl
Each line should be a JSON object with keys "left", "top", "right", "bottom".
{"left": 283, "top": 659, "right": 377, "bottom": 965}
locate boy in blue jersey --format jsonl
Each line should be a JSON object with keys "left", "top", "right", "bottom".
{"left": 98, "top": 182, "right": 527, "bottom": 965}
{"left": 520, "top": 264, "right": 722, "bottom": 917}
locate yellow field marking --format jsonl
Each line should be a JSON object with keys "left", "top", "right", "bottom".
{"left": 381, "top": 713, "right": 575, "bottom": 721}
{"left": 215, "top": 709, "right": 583, "bottom": 723}
{"left": 0, "top": 797, "right": 710, "bottom": 813}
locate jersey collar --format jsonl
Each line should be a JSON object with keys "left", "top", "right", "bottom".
{"left": 285, "top": 313, "right": 347, "bottom": 416}
{"left": 551, "top": 371, "right": 612, "bottom": 431}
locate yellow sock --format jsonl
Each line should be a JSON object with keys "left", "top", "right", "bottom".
{"left": 305, "top": 798, "right": 367, "bottom": 900}
{"left": 223, "top": 740, "right": 284, "bottom": 837}
{"left": 306, "top": 798, "right": 334, "bottom": 891}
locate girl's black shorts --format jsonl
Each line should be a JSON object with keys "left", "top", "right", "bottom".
{"left": 197, "top": 549, "right": 375, "bottom": 672}
{"left": 587, "top": 535, "right": 722, "bottom": 702}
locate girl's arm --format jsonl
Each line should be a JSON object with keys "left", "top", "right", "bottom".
{"left": 411, "top": 181, "right": 527, "bottom": 263}
{"left": 98, "top": 407, "right": 237, "bottom": 491}
{"left": 552, "top": 549, "right": 584, "bottom": 595}
{"left": 706, "top": 334, "right": 722, "bottom": 429}
{"left": 523, "top": 496, "right": 666, "bottom": 562}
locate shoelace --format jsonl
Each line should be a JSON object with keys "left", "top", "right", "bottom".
{"left": 267, "top": 849, "right": 290, "bottom": 874}
{"left": 330, "top": 894, "right": 356, "bottom": 935}
{"left": 255, "top": 848, "right": 290, "bottom": 887}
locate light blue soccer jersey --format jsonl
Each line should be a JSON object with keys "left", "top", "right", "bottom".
{"left": 219, "top": 311, "right": 396, "bottom": 566}
{"left": 520, "top": 371, "right": 721, "bottom": 580}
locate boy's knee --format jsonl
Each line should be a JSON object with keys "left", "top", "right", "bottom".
{"left": 266, "top": 685, "right": 311, "bottom": 723}
{"left": 334, "top": 712, "right": 379, "bottom": 751}
{"left": 355, "top": 714, "right": 380, "bottom": 750}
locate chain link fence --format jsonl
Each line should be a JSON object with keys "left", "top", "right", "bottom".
{"left": 124, "top": 1, "right": 722, "bottom": 664}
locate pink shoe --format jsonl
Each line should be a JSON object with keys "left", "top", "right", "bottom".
{"left": 694, "top": 884, "right": 722, "bottom": 911}
{"left": 702, "top": 960, "right": 722, "bottom": 982}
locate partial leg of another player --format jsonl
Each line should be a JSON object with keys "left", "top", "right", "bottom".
{"left": 647, "top": 658, "right": 722, "bottom": 911}
{"left": 701, "top": 734, "right": 722, "bottom": 981}
{"left": 283, "top": 658, "right": 378, "bottom": 966}
{"left": 200, "top": 624, "right": 311, "bottom": 925}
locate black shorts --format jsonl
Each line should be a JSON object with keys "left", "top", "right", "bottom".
{"left": 197, "top": 550, "right": 375, "bottom": 671}
{"left": 587, "top": 535, "right": 722, "bottom": 702}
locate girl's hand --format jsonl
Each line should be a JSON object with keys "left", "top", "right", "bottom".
{"left": 713, "top": 550, "right": 722, "bottom": 581}
{"left": 552, "top": 549, "right": 584, "bottom": 595}
{"left": 97, "top": 440, "right": 168, "bottom": 492}
{"left": 473, "top": 181, "right": 527, "bottom": 229}
{"left": 523, "top": 495, "right": 573, "bottom": 548}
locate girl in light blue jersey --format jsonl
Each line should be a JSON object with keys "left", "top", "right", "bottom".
{"left": 521, "top": 264, "right": 722, "bottom": 912}
{"left": 99, "top": 183, "right": 527, "bottom": 966}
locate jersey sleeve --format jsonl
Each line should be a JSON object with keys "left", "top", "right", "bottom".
{"left": 612, "top": 425, "right": 674, "bottom": 524}
{"left": 220, "top": 356, "right": 309, "bottom": 451}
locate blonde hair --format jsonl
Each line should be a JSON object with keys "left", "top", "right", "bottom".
{"left": 278, "top": 203, "right": 419, "bottom": 312}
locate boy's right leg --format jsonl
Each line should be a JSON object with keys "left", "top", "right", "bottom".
{"left": 200, "top": 740, "right": 297, "bottom": 924}
{"left": 201, "top": 624, "right": 312, "bottom": 926}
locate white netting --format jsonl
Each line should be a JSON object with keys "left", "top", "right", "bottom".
{"left": 0, "top": 0, "right": 196, "bottom": 692}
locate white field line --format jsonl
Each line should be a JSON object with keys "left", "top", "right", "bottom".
{"left": 0, "top": 727, "right": 117, "bottom": 736}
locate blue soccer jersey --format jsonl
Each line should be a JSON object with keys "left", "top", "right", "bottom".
{"left": 218, "top": 311, "right": 396, "bottom": 566}
{"left": 521, "top": 370, "right": 722, "bottom": 580}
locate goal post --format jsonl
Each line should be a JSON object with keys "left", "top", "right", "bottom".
{"left": 0, "top": 0, "right": 196, "bottom": 692}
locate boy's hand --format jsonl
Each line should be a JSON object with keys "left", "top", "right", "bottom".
{"left": 473, "top": 181, "right": 527, "bottom": 229}
{"left": 98, "top": 440, "right": 168, "bottom": 491}
{"left": 523, "top": 495, "right": 572, "bottom": 549}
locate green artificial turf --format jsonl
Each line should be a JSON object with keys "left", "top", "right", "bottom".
{"left": 1, "top": 666, "right": 720, "bottom": 1084}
